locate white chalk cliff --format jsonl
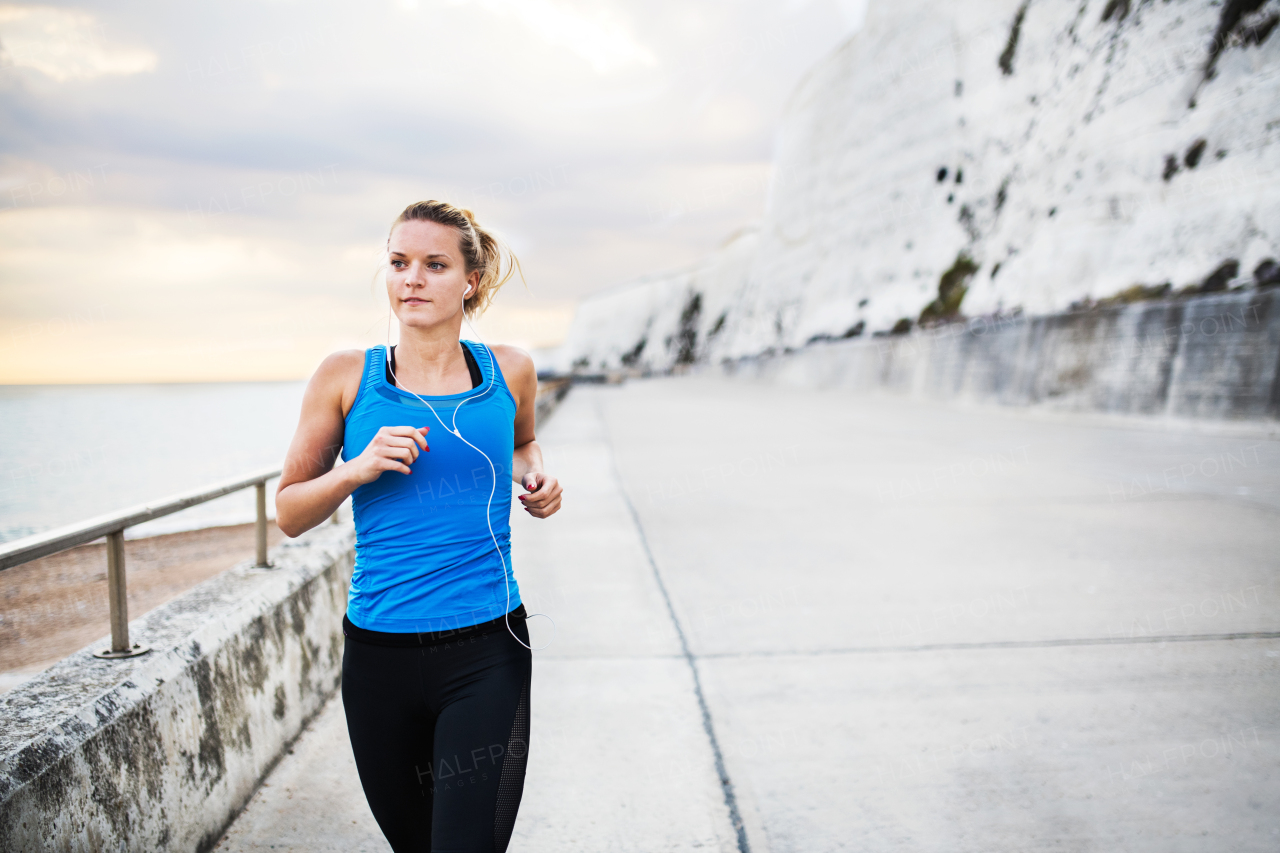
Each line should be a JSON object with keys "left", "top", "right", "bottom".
{"left": 558, "top": 0, "right": 1280, "bottom": 373}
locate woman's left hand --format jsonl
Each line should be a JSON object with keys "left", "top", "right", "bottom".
{"left": 518, "top": 472, "right": 562, "bottom": 518}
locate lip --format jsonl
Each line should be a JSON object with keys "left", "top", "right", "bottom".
{"left": 402, "top": 297, "right": 429, "bottom": 304}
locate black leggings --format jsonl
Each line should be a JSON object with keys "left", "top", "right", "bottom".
{"left": 341, "top": 607, "right": 532, "bottom": 853}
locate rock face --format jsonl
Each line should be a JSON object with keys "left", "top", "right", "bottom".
{"left": 558, "top": 0, "right": 1280, "bottom": 374}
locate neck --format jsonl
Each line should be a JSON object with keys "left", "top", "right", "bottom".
{"left": 392, "top": 320, "right": 469, "bottom": 391}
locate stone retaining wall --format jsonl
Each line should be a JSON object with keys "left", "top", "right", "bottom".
{"left": 0, "top": 522, "right": 355, "bottom": 852}
{"left": 720, "top": 289, "right": 1280, "bottom": 420}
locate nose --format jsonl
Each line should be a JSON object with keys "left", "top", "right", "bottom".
{"left": 404, "top": 262, "right": 426, "bottom": 288}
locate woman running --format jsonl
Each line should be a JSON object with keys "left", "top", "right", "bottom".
{"left": 275, "top": 200, "right": 563, "bottom": 852}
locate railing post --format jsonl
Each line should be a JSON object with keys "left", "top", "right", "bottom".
{"left": 93, "top": 530, "right": 149, "bottom": 659}
{"left": 255, "top": 481, "right": 270, "bottom": 568}
{"left": 106, "top": 531, "right": 128, "bottom": 651}
{"left": 1, "top": 466, "right": 283, "bottom": 660}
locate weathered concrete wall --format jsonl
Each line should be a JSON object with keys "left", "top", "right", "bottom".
{"left": 720, "top": 288, "right": 1280, "bottom": 419}
{"left": 0, "top": 522, "right": 355, "bottom": 852}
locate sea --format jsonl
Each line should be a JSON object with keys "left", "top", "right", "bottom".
{"left": 0, "top": 381, "right": 308, "bottom": 544}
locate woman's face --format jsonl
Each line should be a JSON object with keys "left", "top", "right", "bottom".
{"left": 386, "top": 219, "right": 480, "bottom": 329}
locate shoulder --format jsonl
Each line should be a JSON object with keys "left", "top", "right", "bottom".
{"left": 490, "top": 344, "right": 536, "bottom": 402}
{"left": 490, "top": 344, "right": 534, "bottom": 380}
{"left": 312, "top": 349, "right": 368, "bottom": 387}
{"left": 306, "top": 349, "right": 369, "bottom": 415}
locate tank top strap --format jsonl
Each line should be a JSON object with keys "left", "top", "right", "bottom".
{"left": 358, "top": 346, "right": 387, "bottom": 402}
{"left": 369, "top": 345, "right": 388, "bottom": 380}
{"left": 462, "top": 339, "right": 511, "bottom": 396}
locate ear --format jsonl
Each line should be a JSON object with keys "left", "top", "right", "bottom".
{"left": 466, "top": 270, "right": 481, "bottom": 297}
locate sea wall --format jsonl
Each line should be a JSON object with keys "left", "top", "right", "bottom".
{"left": 556, "top": 0, "right": 1280, "bottom": 376}
{"left": 722, "top": 288, "right": 1280, "bottom": 419}
{"left": 0, "top": 522, "right": 355, "bottom": 852}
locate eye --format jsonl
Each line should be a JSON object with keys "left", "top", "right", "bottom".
{"left": 390, "top": 260, "right": 406, "bottom": 269}
{"left": 427, "top": 262, "right": 445, "bottom": 271}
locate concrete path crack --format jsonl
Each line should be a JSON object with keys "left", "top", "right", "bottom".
{"left": 601, "top": 403, "right": 752, "bottom": 853}
{"left": 698, "top": 631, "right": 1280, "bottom": 658}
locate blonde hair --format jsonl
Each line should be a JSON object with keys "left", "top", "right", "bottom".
{"left": 389, "top": 200, "right": 521, "bottom": 318}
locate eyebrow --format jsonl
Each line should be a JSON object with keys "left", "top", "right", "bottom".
{"left": 389, "top": 251, "right": 451, "bottom": 260}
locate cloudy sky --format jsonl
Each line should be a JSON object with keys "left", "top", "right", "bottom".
{"left": 0, "top": 0, "right": 866, "bottom": 383}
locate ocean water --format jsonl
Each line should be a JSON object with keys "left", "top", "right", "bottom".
{"left": 0, "top": 382, "right": 307, "bottom": 544}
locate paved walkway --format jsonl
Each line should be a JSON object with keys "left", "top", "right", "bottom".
{"left": 216, "top": 377, "right": 1280, "bottom": 852}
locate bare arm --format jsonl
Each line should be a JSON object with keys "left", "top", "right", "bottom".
{"left": 275, "top": 351, "right": 430, "bottom": 537}
{"left": 494, "top": 345, "right": 563, "bottom": 519}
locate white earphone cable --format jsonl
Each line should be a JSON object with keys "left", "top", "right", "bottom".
{"left": 384, "top": 292, "right": 554, "bottom": 651}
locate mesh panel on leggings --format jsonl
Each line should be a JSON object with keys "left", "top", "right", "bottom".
{"left": 493, "top": 676, "right": 530, "bottom": 853}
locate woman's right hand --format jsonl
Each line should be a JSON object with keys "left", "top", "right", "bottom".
{"left": 348, "top": 426, "right": 430, "bottom": 484}
{"left": 278, "top": 353, "right": 429, "bottom": 537}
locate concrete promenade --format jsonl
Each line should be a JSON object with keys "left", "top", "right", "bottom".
{"left": 215, "top": 376, "right": 1280, "bottom": 852}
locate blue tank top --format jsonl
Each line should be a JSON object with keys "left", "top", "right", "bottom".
{"left": 340, "top": 342, "right": 520, "bottom": 632}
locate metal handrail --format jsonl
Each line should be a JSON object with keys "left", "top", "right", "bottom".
{"left": 0, "top": 465, "right": 283, "bottom": 659}
{"left": 1, "top": 378, "right": 567, "bottom": 661}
